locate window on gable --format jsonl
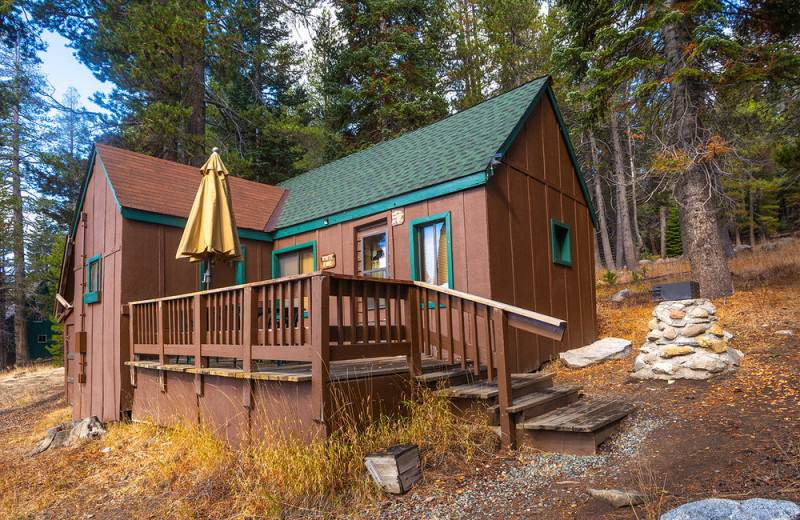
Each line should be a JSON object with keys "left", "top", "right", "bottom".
{"left": 361, "top": 231, "right": 388, "bottom": 279}
{"left": 410, "top": 212, "right": 452, "bottom": 289}
{"left": 83, "top": 254, "right": 102, "bottom": 304}
{"left": 38, "top": 335, "right": 47, "bottom": 344}
{"left": 551, "top": 219, "right": 572, "bottom": 267}
{"left": 33, "top": 313, "right": 43, "bottom": 322}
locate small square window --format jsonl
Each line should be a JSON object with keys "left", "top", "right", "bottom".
{"left": 38, "top": 335, "right": 47, "bottom": 344}
{"left": 551, "top": 219, "right": 572, "bottom": 267}
{"left": 83, "top": 254, "right": 102, "bottom": 304}
{"left": 33, "top": 313, "right": 43, "bottom": 322}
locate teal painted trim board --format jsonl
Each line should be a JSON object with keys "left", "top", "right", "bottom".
{"left": 408, "top": 211, "right": 454, "bottom": 289}
{"left": 546, "top": 87, "right": 599, "bottom": 229}
{"left": 271, "top": 241, "right": 317, "bottom": 279}
{"left": 69, "top": 147, "right": 97, "bottom": 239}
{"left": 120, "top": 208, "right": 273, "bottom": 242}
{"left": 96, "top": 153, "right": 123, "bottom": 213}
{"left": 84, "top": 253, "right": 102, "bottom": 304}
{"left": 271, "top": 172, "right": 487, "bottom": 239}
{"left": 550, "top": 218, "right": 572, "bottom": 267}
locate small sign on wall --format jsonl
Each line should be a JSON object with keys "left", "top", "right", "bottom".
{"left": 321, "top": 253, "right": 336, "bottom": 269}
{"left": 391, "top": 209, "right": 405, "bottom": 226}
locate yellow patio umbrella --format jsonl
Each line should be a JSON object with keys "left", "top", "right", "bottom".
{"left": 176, "top": 148, "right": 242, "bottom": 288}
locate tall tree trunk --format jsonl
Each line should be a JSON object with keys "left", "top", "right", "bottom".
{"left": 626, "top": 120, "right": 643, "bottom": 251}
{"left": 748, "top": 189, "right": 756, "bottom": 247}
{"left": 663, "top": 1, "right": 733, "bottom": 299}
{"left": 588, "top": 130, "right": 614, "bottom": 269}
{"left": 659, "top": 205, "right": 667, "bottom": 258}
{"left": 11, "top": 40, "right": 28, "bottom": 366}
{"left": 609, "top": 111, "right": 637, "bottom": 270}
{"left": 186, "top": 52, "right": 205, "bottom": 167}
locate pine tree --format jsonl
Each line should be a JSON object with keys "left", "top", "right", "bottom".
{"left": 331, "top": 0, "right": 449, "bottom": 151}
{"left": 665, "top": 202, "right": 683, "bottom": 258}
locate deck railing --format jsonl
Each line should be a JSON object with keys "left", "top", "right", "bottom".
{"left": 128, "top": 272, "right": 565, "bottom": 448}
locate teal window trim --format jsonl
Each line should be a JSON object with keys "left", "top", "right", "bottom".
{"left": 409, "top": 211, "right": 454, "bottom": 289}
{"left": 83, "top": 253, "right": 102, "bottom": 304}
{"left": 550, "top": 218, "right": 572, "bottom": 267}
{"left": 271, "top": 241, "right": 317, "bottom": 279}
{"left": 236, "top": 244, "right": 246, "bottom": 285}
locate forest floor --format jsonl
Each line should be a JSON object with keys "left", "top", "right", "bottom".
{"left": 1, "top": 248, "right": 799, "bottom": 519}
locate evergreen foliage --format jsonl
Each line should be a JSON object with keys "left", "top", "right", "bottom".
{"left": 665, "top": 203, "right": 682, "bottom": 258}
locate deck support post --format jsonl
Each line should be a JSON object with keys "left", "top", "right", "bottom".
{"left": 493, "top": 307, "right": 515, "bottom": 449}
{"left": 129, "top": 305, "right": 136, "bottom": 388}
{"left": 242, "top": 286, "right": 257, "bottom": 410}
{"left": 405, "top": 286, "right": 422, "bottom": 396}
{"left": 311, "top": 275, "right": 330, "bottom": 438}
{"left": 193, "top": 293, "right": 207, "bottom": 397}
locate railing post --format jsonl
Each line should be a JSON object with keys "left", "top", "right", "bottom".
{"left": 129, "top": 304, "right": 137, "bottom": 389}
{"left": 493, "top": 307, "right": 515, "bottom": 450}
{"left": 311, "top": 275, "right": 331, "bottom": 438}
{"left": 242, "top": 286, "right": 257, "bottom": 409}
{"left": 405, "top": 286, "right": 422, "bottom": 395}
{"left": 193, "top": 293, "right": 207, "bottom": 397}
{"left": 157, "top": 301, "right": 167, "bottom": 392}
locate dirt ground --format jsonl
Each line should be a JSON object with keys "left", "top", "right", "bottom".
{"left": 1, "top": 268, "right": 799, "bottom": 519}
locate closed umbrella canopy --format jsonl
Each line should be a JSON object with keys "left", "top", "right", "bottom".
{"left": 176, "top": 150, "right": 243, "bottom": 264}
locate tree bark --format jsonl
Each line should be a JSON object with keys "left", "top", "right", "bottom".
{"left": 663, "top": 1, "right": 733, "bottom": 299}
{"left": 659, "top": 206, "right": 667, "bottom": 258}
{"left": 588, "top": 130, "right": 614, "bottom": 269}
{"left": 626, "top": 120, "right": 643, "bottom": 251}
{"left": 748, "top": 189, "right": 756, "bottom": 247}
{"left": 11, "top": 40, "right": 28, "bottom": 366}
{"left": 609, "top": 111, "right": 638, "bottom": 270}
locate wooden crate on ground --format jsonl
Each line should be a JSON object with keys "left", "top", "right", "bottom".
{"left": 364, "top": 444, "right": 422, "bottom": 494}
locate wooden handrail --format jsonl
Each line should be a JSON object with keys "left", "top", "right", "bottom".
{"left": 412, "top": 281, "right": 566, "bottom": 341}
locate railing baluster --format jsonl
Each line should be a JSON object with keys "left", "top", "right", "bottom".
{"left": 373, "top": 280, "right": 381, "bottom": 343}
{"left": 446, "top": 294, "right": 454, "bottom": 363}
{"left": 336, "top": 279, "right": 344, "bottom": 346}
{"left": 385, "top": 283, "right": 393, "bottom": 343}
{"left": 484, "top": 304, "right": 494, "bottom": 379}
{"left": 361, "top": 280, "right": 369, "bottom": 344}
{"left": 435, "top": 290, "right": 443, "bottom": 361}
{"left": 349, "top": 280, "right": 356, "bottom": 345}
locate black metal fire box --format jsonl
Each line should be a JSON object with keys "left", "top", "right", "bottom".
{"left": 651, "top": 281, "right": 700, "bottom": 302}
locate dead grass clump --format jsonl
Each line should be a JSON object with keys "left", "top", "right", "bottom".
{"left": 235, "top": 387, "right": 494, "bottom": 517}
{"left": 0, "top": 361, "right": 58, "bottom": 382}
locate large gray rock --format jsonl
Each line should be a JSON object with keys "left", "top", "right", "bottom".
{"left": 560, "top": 338, "right": 632, "bottom": 368}
{"left": 661, "top": 498, "right": 800, "bottom": 520}
{"left": 611, "top": 289, "right": 632, "bottom": 302}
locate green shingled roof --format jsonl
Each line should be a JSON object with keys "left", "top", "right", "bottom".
{"left": 275, "top": 76, "right": 551, "bottom": 230}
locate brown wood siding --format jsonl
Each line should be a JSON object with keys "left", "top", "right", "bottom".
{"left": 486, "top": 95, "right": 597, "bottom": 372}
{"left": 66, "top": 159, "right": 275, "bottom": 422}
{"left": 273, "top": 187, "right": 492, "bottom": 299}
{"left": 64, "top": 159, "right": 125, "bottom": 421}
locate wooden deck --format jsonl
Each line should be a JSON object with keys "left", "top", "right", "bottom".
{"left": 126, "top": 273, "right": 568, "bottom": 448}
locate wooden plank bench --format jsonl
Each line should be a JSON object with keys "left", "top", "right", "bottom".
{"left": 518, "top": 399, "right": 636, "bottom": 455}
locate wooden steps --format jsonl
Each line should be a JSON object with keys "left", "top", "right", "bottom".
{"left": 414, "top": 365, "right": 487, "bottom": 388}
{"left": 485, "top": 385, "right": 582, "bottom": 425}
{"left": 518, "top": 399, "right": 636, "bottom": 455}
{"left": 432, "top": 372, "right": 554, "bottom": 401}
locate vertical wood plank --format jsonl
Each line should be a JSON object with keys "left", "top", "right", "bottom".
{"left": 299, "top": 279, "right": 306, "bottom": 346}
{"left": 446, "top": 294, "right": 454, "bottom": 362}
{"left": 484, "top": 305, "right": 494, "bottom": 379}
{"left": 193, "top": 293, "right": 206, "bottom": 396}
{"left": 288, "top": 279, "right": 295, "bottom": 346}
{"left": 129, "top": 305, "right": 137, "bottom": 388}
{"left": 336, "top": 279, "right": 344, "bottom": 346}
{"left": 434, "top": 291, "right": 442, "bottom": 360}
{"left": 361, "top": 280, "right": 369, "bottom": 344}
{"left": 373, "top": 281, "right": 381, "bottom": 343}
{"left": 242, "top": 286, "right": 257, "bottom": 409}
{"left": 386, "top": 284, "right": 393, "bottom": 343}
{"left": 492, "top": 307, "right": 515, "bottom": 449}
{"left": 349, "top": 280, "right": 357, "bottom": 345}
{"left": 405, "top": 286, "right": 422, "bottom": 396}
{"left": 457, "top": 297, "right": 467, "bottom": 370}
{"left": 311, "top": 275, "right": 331, "bottom": 438}
{"left": 157, "top": 301, "right": 166, "bottom": 366}
{"left": 470, "top": 301, "right": 479, "bottom": 375}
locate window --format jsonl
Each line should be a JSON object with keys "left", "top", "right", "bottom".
{"left": 361, "top": 231, "right": 388, "bottom": 278}
{"left": 551, "top": 219, "right": 572, "bottom": 267}
{"left": 38, "top": 335, "right": 47, "bottom": 344}
{"left": 410, "top": 212, "right": 452, "bottom": 288}
{"left": 83, "top": 254, "right": 102, "bottom": 304}
{"left": 272, "top": 242, "right": 316, "bottom": 278}
{"left": 33, "top": 313, "right": 43, "bottom": 322}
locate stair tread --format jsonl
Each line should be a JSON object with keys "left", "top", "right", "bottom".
{"left": 518, "top": 399, "right": 635, "bottom": 433}
{"left": 433, "top": 372, "right": 553, "bottom": 399}
{"left": 486, "top": 385, "right": 582, "bottom": 414}
{"left": 414, "top": 365, "right": 486, "bottom": 383}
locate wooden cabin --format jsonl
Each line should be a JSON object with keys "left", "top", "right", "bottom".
{"left": 58, "top": 76, "right": 602, "bottom": 449}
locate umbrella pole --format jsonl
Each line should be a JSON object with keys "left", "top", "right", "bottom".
{"left": 203, "top": 262, "right": 211, "bottom": 290}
